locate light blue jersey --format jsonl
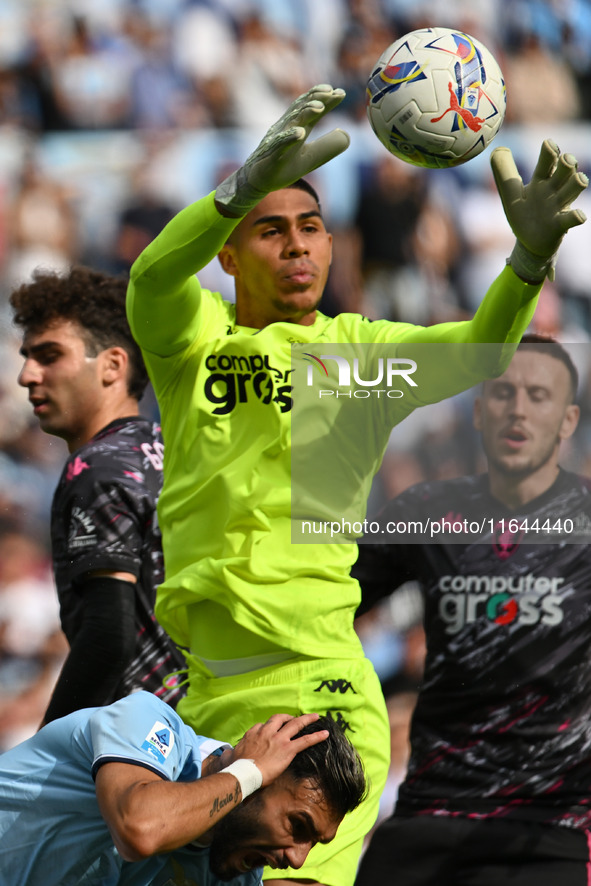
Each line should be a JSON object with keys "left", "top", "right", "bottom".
{"left": 0, "top": 691, "right": 261, "bottom": 886}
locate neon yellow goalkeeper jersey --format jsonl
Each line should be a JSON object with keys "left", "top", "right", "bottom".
{"left": 127, "top": 192, "right": 541, "bottom": 658}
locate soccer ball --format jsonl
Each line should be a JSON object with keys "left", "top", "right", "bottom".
{"left": 366, "top": 27, "right": 506, "bottom": 169}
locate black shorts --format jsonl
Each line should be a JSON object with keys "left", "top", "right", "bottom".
{"left": 355, "top": 814, "right": 591, "bottom": 886}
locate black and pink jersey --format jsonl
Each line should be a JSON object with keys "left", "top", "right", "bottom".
{"left": 354, "top": 470, "right": 591, "bottom": 828}
{"left": 51, "top": 417, "right": 186, "bottom": 707}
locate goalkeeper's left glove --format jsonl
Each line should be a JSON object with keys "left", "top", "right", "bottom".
{"left": 215, "top": 85, "right": 350, "bottom": 218}
{"left": 491, "top": 139, "right": 588, "bottom": 282}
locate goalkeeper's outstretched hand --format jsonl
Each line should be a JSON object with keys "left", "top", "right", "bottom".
{"left": 491, "top": 139, "right": 589, "bottom": 282}
{"left": 215, "top": 85, "right": 350, "bottom": 218}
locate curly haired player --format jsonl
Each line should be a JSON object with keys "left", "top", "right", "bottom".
{"left": 11, "top": 265, "right": 186, "bottom": 723}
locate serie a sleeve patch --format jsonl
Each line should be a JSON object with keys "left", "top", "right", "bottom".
{"left": 141, "top": 720, "right": 175, "bottom": 764}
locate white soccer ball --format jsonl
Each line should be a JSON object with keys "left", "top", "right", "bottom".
{"left": 366, "top": 27, "right": 506, "bottom": 168}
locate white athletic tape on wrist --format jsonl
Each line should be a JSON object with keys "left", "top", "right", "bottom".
{"left": 221, "top": 759, "right": 263, "bottom": 799}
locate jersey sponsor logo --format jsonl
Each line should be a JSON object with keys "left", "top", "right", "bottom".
{"left": 203, "top": 352, "right": 293, "bottom": 415}
{"left": 68, "top": 506, "right": 97, "bottom": 549}
{"left": 142, "top": 720, "right": 175, "bottom": 763}
{"left": 437, "top": 573, "right": 565, "bottom": 634}
{"left": 314, "top": 679, "right": 357, "bottom": 694}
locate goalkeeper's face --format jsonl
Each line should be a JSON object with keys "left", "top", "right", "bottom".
{"left": 207, "top": 773, "right": 340, "bottom": 880}
{"left": 218, "top": 188, "right": 333, "bottom": 329}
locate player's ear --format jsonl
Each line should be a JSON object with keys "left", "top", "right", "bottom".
{"left": 218, "top": 243, "right": 239, "bottom": 278}
{"left": 101, "top": 347, "right": 128, "bottom": 385}
{"left": 559, "top": 403, "right": 580, "bottom": 440}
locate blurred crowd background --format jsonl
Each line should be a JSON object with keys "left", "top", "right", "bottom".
{"left": 1, "top": 0, "right": 591, "bottom": 832}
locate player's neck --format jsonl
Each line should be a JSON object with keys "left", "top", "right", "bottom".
{"left": 65, "top": 399, "right": 140, "bottom": 453}
{"left": 235, "top": 303, "right": 318, "bottom": 328}
{"left": 488, "top": 463, "right": 561, "bottom": 510}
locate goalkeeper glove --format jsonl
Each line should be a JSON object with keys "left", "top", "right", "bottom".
{"left": 215, "top": 85, "right": 350, "bottom": 218}
{"left": 491, "top": 139, "right": 588, "bottom": 282}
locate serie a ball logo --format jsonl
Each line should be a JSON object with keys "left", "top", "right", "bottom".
{"left": 366, "top": 27, "right": 506, "bottom": 168}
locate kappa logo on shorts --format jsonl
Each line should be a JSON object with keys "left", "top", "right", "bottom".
{"left": 314, "top": 679, "right": 357, "bottom": 694}
{"left": 141, "top": 720, "right": 175, "bottom": 764}
{"left": 333, "top": 711, "right": 355, "bottom": 734}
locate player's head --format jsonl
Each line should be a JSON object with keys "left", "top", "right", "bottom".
{"left": 11, "top": 265, "right": 148, "bottom": 450}
{"left": 473, "top": 334, "right": 580, "bottom": 496}
{"left": 208, "top": 714, "right": 366, "bottom": 880}
{"left": 281, "top": 710, "right": 366, "bottom": 816}
{"left": 515, "top": 333, "right": 579, "bottom": 401}
{"left": 218, "top": 179, "right": 333, "bottom": 329}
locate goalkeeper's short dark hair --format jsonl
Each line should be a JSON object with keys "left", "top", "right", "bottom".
{"left": 10, "top": 265, "right": 149, "bottom": 401}
{"left": 287, "top": 178, "right": 322, "bottom": 212}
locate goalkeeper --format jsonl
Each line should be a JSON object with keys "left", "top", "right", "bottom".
{"left": 126, "top": 85, "right": 587, "bottom": 886}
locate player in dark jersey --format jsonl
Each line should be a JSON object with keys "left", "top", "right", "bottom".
{"left": 354, "top": 336, "right": 591, "bottom": 886}
{"left": 10, "top": 266, "right": 186, "bottom": 723}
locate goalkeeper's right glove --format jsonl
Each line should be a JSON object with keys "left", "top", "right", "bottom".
{"left": 491, "top": 139, "right": 588, "bottom": 283}
{"left": 215, "top": 85, "right": 350, "bottom": 218}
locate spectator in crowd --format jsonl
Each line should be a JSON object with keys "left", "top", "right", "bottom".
{"left": 46, "top": 14, "right": 134, "bottom": 130}
{"left": 455, "top": 169, "right": 518, "bottom": 313}
{"left": 126, "top": 11, "right": 200, "bottom": 131}
{"left": 353, "top": 155, "right": 428, "bottom": 320}
{"left": 503, "top": 30, "right": 581, "bottom": 125}
{"left": 229, "top": 11, "right": 310, "bottom": 130}
{"left": 5, "top": 155, "right": 77, "bottom": 291}
{"left": 0, "top": 527, "right": 66, "bottom": 750}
